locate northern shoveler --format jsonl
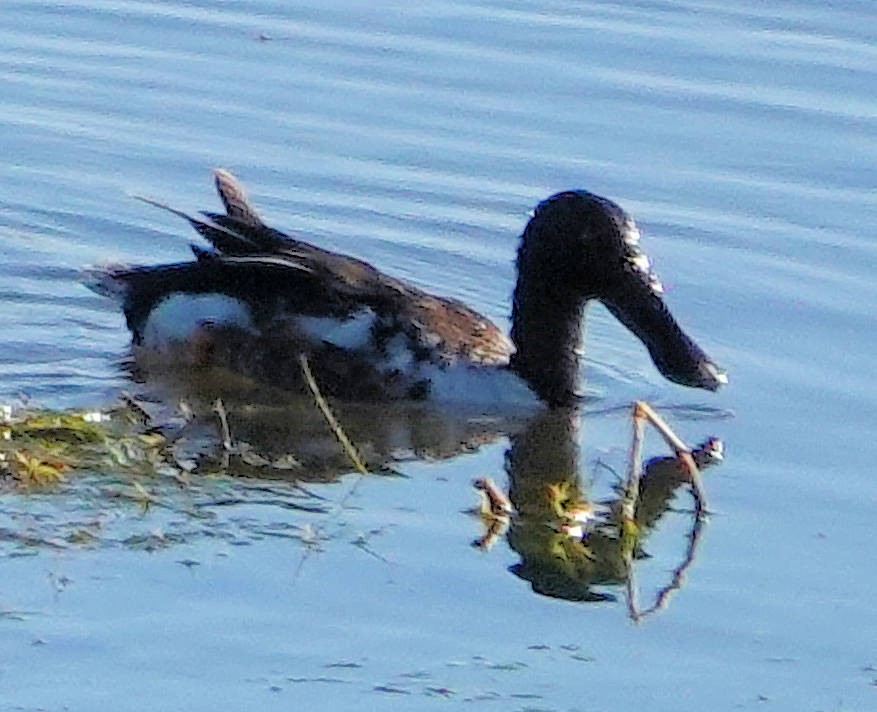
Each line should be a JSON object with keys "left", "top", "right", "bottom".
{"left": 87, "top": 170, "right": 726, "bottom": 408}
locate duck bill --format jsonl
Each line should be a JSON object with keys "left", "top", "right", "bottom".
{"left": 600, "top": 275, "right": 727, "bottom": 391}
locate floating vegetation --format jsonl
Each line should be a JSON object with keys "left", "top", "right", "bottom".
{"left": 0, "top": 356, "right": 371, "bottom": 492}
{"left": 0, "top": 394, "right": 368, "bottom": 558}
{"left": 0, "top": 404, "right": 170, "bottom": 490}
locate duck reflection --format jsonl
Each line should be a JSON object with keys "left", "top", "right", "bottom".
{"left": 500, "top": 407, "right": 722, "bottom": 613}
{"left": 129, "top": 371, "right": 531, "bottom": 481}
{"left": 134, "top": 368, "right": 722, "bottom": 616}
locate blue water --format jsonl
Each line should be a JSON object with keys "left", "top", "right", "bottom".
{"left": 2, "top": 1, "right": 876, "bottom": 710}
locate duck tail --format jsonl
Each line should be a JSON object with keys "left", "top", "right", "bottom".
{"left": 130, "top": 169, "right": 294, "bottom": 256}
{"left": 214, "top": 168, "right": 264, "bottom": 227}
{"left": 129, "top": 190, "right": 261, "bottom": 255}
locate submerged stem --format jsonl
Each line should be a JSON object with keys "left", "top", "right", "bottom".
{"left": 299, "top": 354, "right": 369, "bottom": 476}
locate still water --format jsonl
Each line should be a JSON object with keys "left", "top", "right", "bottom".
{"left": 1, "top": 1, "right": 876, "bottom": 710}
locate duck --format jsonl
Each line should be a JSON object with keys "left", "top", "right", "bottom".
{"left": 87, "top": 169, "right": 726, "bottom": 408}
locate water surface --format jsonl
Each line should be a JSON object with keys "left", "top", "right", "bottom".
{"left": 1, "top": 1, "right": 876, "bottom": 710}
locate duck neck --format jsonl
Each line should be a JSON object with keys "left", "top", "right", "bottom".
{"left": 510, "top": 279, "right": 586, "bottom": 408}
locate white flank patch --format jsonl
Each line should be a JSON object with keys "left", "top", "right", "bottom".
{"left": 297, "top": 308, "right": 376, "bottom": 351}
{"left": 368, "top": 330, "right": 536, "bottom": 409}
{"left": 142, "top": 293, "right": 255, "bottom": 348}
{"left": 422, "top": 363, "right": 539, "bottom": 410}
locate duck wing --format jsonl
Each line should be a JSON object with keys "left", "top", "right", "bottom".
{"left": 280, "top": 245, "right": 515, "bottom": 366}
{"left": 98, "top": 170, "right": 514, "bottom": 368}
{"left": 216, "top": 169, "right": 515, "bottom": 365}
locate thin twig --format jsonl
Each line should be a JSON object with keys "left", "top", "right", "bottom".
{"left": 622, "top": 404, "right": 646, "bottom": 525}
{"left": 625, "top": 555, "right": 640, "bottom": 621}
{"left": 298, "top": 354, "right": 369, "bottom": 476}
{"left": 624, "top": 400, "right": 713, "bottom": 621}
{"left": 628, "top": 509, "right": 707, "bottom": 622}
{"left": 634, "top": 401, "right": 709, "bottom": 516}
{"left": 473, "top": 477, "right": 513, "bottom": 517}
{"left": 212, "top": 398, "right": 234, "bottom": 451}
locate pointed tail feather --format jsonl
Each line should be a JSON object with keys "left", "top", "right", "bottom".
{"left": 81, "top": 266, "right": 130, "bottom": 302}
{"left": 129, "top": 193, "right": 260, "bottom": 254}
{"left": 214, "top": 168, "right": 264, "bottom": 227}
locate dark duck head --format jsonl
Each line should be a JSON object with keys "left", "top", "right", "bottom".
{"left": 509, "top": 190, "right": 726, "bottom": 406}
{"left": 87, "top": 171, "right": 725, "bottom": 408}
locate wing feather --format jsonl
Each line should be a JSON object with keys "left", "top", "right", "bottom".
{"left": 119, "top": 170, "right": 513, "bottom": 368}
